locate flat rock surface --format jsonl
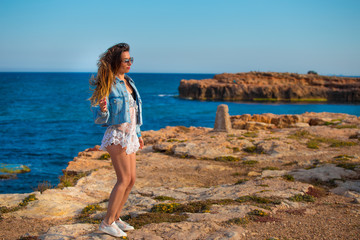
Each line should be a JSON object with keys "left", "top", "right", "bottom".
{"left": 0, "top": 112, "right": 359, "bottom": 240}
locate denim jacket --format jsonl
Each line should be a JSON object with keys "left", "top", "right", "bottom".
{"left": 92, "top": 75, "right": 143, "bottom": 137}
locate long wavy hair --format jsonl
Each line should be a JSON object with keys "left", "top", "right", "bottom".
{"left": 89, "top": 43, "right": 130, "bottom": 106}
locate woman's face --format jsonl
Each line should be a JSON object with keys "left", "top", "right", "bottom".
{"left": 118, "top": 51, "right": 132, "bottom": 75}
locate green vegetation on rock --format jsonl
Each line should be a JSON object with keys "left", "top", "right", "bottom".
{"left": 243, "top": 131, "right": 258, "bottom": 138}
{"left": 288, "top": 130, "right": 311, "bottom": 140}
{"left": 262, "top": 166, "right": 280, "bottom": 170}
{"left": 290, "top": 98, "right": 327, "bottom": 102}
{"left": 334, "top": 155, "right": 355, "bottom": 161}
{"left": 242, "top": 160, "right": 259, "bottom": 165}
{"left": 282, "top": 174, "right": 295, "bottom": 182}
{"left": 247, "top": 209, "right": 268, "bottom": 216}
{"left": 19, "top": 194, "right": 37, "bottom": 207}
{"left": 99, "top": 153, "right": 110, "bottom": 160}
{"left": 0, "top": 164, "right": 31, "bottom": 174}
{"left": 236, "top": 195, "right": 281, "bottom": 205}
{"left": 214, "top": 156, "right": 241, "bottom": 162}
{"left": 167, "top": 138, "right": 187, "bottom": 143}
{"left": 235, "top": 179, "right": 249, "bottom": 185}
{"left": 243, "top": 146, "right": 257, "bottom": 153}
{"left": 288, "top": 130, "right": 357, "bottom": 148}
{"left": 0, "top": 194, "right": 38, "bottom": 217}
{"left": 58, "top": 172, "right": 90, "bottom": 189}
{"left": 154, "top": 195, "right": 177, "bottom": 201}
{"left": 289, "top": 194, "right": 315, "bottom": 202}
{"left": 336, "top": 162, "right": 357, "bottom": 170}
{"left": 253, "top": 98, "right": 278, "bottom": 102}
{"left": 76, "top": 204, "right": 105, "bottom": 224}
{"left": 225, "top": 217, "right": 250, "bottom": 225}
{"left": 307, "top": 139, "right": 319, "bottom": 149}
{"left": 126, "top": 212, "right": 187, "bottom": 229}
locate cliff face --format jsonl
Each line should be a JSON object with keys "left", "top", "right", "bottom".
{"left": 178, "top": 72, "right": 360, "bottom": 102}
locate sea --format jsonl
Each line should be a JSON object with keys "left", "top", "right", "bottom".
{"left": 0, "top": 72, "right": 359, "bottom": 194}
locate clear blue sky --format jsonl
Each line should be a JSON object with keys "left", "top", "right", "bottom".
{"left": 0, "top": 0, "right": 359, "bottom": 75}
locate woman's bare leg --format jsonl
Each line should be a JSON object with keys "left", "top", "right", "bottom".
{"left": 114, "top": 153, "right": 136, "bottom": 220}
{"left": 103, "top": 145, "right": 132, "bottom": 225}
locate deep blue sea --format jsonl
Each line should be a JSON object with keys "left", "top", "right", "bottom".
{"left": 0, "top": 72, "right": 359, "bottom": 194}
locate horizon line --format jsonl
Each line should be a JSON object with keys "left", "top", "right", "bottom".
{"left": 0, "top": 71, "right": 219, "bottom": 75}
{"left": 0, "top": 71, "right": 359, "bottom": 77}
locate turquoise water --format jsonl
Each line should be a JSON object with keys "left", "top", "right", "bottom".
{"left": 0, "top": 72, "right": 359, "bottom": 193}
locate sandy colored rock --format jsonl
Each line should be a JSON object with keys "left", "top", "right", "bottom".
{"left": 187, "top": 205, "right": 258, "bottom": 222}
{"left": 247, "top": 171, "right": 261, "bottom": 177}
{"left": 6, "top": 187, "right": 99, "bottom": 220}
{"left": 256, "top": 140, "right": 292, "bottom": 156}
{"left": 214, "top": 104, "right": 232, "bottom": 132}
{"left": 1, "top": 112, "right": 360, "bottom": 240}
{"left": 130, "top": 221, "right": 244, "bottom": 240}
{"left": 40, "top": 223, "right": 97, "bottom": 240}
{"left": 291, "top": 164, "right": 357, "bottom": 182}
{"left": 244, "top": 121, "right": 274, "bottom": 130}
{"left": 179, "top": 71, "right": 360, "bottom": 102}
{"left": 64, "top": 157, "right": 110, "bottom": 174}
{"left": 332, "top": 180, "right": 360, "bottom": 196}
{"left": 0, "top": 193, "right": 34, "bottom": 208}
{"left": 261, "top": 170, "right": 288, "bottom": 178}
{"left": 152, "top": 142, "right": 174, "bottom": 152}
{"left": 230, "top": 112, "right": 358, "bottom": 129}
{"left": 293, "top": 122, "right": 310, "bottom": 128}
{"left": 131, "top": 178, "right": 312, "bottom": 203}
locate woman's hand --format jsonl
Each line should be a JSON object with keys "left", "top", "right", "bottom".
{"left": 139, "top": 137, "right": 144, "bottom": 149}
{"left": 99, "top": 97, "right": 107, "bottom": 112}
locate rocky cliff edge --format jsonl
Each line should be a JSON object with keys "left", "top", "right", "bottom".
{"left": 0, "top": 112, "right": 360, "bottom": 239}
{"left": 179, "top": 72, "right": 360, "bottom": 102}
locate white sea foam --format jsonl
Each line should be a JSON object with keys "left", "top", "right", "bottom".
{"left": 158, "top": 94, "right": 176, "bottom": 97}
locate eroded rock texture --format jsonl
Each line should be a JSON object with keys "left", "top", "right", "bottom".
{"left": 179, "top": 72, "right": 360, "bottom": 102}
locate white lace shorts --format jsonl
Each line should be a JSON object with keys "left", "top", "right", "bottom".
{"left": 100, "top": 125, "right": 140, "bottom": 155}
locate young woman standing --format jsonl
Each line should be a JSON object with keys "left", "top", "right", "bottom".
{"left": 89, "top": 43, "right": 144, "bottom": 237}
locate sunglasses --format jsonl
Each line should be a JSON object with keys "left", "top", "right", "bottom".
{"left": 118, "top": 43, "right": 129, "bottom": 48}
{"left": 122, "top": 57, "right": 134, "bottom": 64}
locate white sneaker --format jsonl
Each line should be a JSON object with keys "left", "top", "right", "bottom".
{"left": 115, "top": 217, "right": 135, "bottom": 231}
{"left": 99, "top": 221, "right": 127, "bottom": 237}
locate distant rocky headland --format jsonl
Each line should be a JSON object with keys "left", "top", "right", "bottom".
{"left": 179, "top": 71, "right": 360, "bottom": 102}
